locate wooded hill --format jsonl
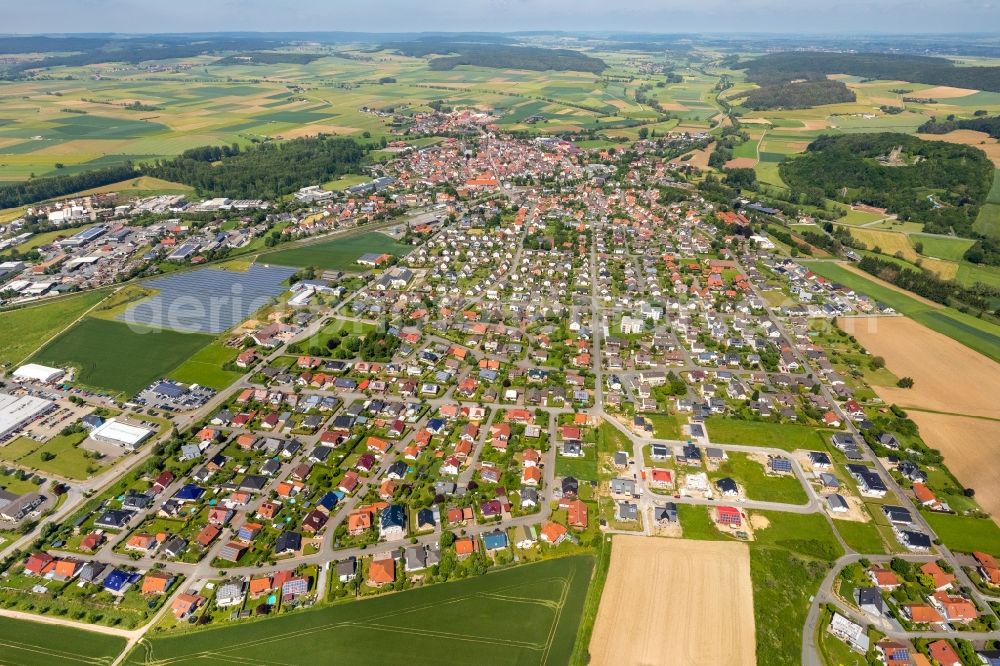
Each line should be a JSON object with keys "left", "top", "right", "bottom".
{"left": 779, "top": 133, "right": 993, "bottom": 238}
{"left": 383, "top": 42, "right": 607, "bottom": 74}
{"left": 741, "top": 79, "right": 855, "bottom": 110}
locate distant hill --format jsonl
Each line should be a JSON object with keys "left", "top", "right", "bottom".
{"left": 383, "top": 42, "right": 607, "bottom": 74}
{"left": 742, "top": 52, "right": 1000, "bottom": 93}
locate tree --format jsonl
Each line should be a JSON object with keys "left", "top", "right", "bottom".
{"left": 896, "top": 377, "right": 915, "bottom": 389}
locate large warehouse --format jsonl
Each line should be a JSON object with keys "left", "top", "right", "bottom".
{"left": 89, "top": 418, "right": 154, "bottom": 451}
{"left": 12, "top": 363, "right": 65, "bottom": 384}
{"left": 0, "top": 393, "right": 55, "bottom": 441}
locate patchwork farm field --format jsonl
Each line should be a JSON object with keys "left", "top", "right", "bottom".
{"left": 0, "top": 288, "right": 111, "bottom": 366}
{"left": 905, "top": 413, "right": 1000, "bottom": 527}
{"left": 0, "top": 614, "right": 126, "bottom": 666}
{"left": 804, "top": 261, "right": 1000, "bottom": 362}
{"left": 838, "top": 316, "right": 1000, "bottom": 418}
{"left": 265, "top": 232, "right": 413, "bottom": 271}
{"left": 590, "top": 536, "right": 755, "bottom": 666}
{"left": 127, "top": 555, "right": 593, "bottom": 666}
{"left": 31, "top": 317, "right": 214, "bottom": 396}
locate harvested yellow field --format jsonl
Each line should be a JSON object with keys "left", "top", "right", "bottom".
{"left": 905, "top": 412, "right": 1000, "bottom": 521}
{"left": 916, "top": 129, "right": 1000, "bottom": 167}
{"left": 838, "top": 316, "right": 1000, "bottom": 419}
{"left": 672, "top": 141, "right": 714, "bottom": 170}
{"left": 590, "top": 536, "right": 755, "bottom": 666}
{"left": 849, "top": 228, "right": 918, "bottom": 261}
{"left": 273, "top": 124, "right": 359, "bottom": 138}
{"left": 918, "top": 85, "right": 979, "bottom": 98}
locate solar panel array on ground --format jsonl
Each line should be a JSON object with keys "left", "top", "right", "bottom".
{"left": 119, "top": 265, "right": 296, "bottom": 334}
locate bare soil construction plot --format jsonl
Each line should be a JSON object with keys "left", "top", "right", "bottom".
{"left": 590, "top": 536, "right": 755, "bottom": 666}
{"left": 905, "top": 412, "right": 1000, "bottom": 522}
{"left": 838, "top": 316, "right": 1000, "bottom": 419}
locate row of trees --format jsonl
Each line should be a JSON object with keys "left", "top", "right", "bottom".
{"left": 857, "top": 254, "right": 1000, "bottom": 312}
{"left": 0, "top": 135, "right": 372, "bottom": 208}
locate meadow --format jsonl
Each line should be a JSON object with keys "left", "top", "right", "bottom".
{"left": 1, "top": 430, "right": 100, "bottom": 480}
{"left": 0, "top": 48, "right": 692, "bottom": 187}
{"left": 922, "top": 512, "right": 1000, "bottom": 555}
{"left": 0, "top": 615, "right": 126, "bottom": 665}
{"left": 31, "top": 317, "right": 214, "bottom": 396}
{"left": 128, "top": 555, "right": 594, "bottom": 666}
{"left": 264, "top": 232, "right": 413, "bottom": 271}
{"left": 703, "top": 417, "right": 828, "bottom": 452}
{"left": 0, "top": 288, "right": 111, "bottom": 367}
{"left": 167, "top": 341, "right": 243, "bottom": 390}
{"left": 709, "top": 452, "right": 809, "bottom": 505}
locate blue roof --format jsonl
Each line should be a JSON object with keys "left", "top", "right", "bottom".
{"left": 319, "top": 492, "right": 339, "bottom": 511}
{"left": 380, "top": 504, "right": 406, "bottom": 530}
{"left": 482, "top": 531, "right": 508, "bottom": 550}
{"left": 103, "top": 569, "right": 132, "bottom": 592}
{"left": 174, "top": 484, "right": 205, "bottom": 501}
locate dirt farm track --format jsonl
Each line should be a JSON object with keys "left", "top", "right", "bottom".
{"left": 589, "top": 536, "right": 755, "bottom": 666}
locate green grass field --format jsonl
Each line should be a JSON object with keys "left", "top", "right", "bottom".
{"left": 833, "top": 518, "right": 887, "bottom": 555}
{"left": 168, "top": 341, "right": 243, "bottom": 390}
{"left": 704, "top": 417, "right": 828, "bottom": 451}
{"left": 923, "top": 512, "right": 1000, "bottom": 556}
{"left": 751, "top": 511, "right": 844, "bottom": 666}
{"left": 128, "top": 555, "right": 594, "bottom": 666}
{"left": 555, "top": 449, "right": 598, "bottom": 481}
{"left": 31, "top": 317, "right": 213, "bottom": 396}
{"left": 912, "top": 234, "right": 976, "bottom": 261}
{"left": 0, "top": 615, "right": 126, "bottom": 665}
{"left": 0, "top": 289, "right": 111, "bottom": 367}
{"left": 264, "top": 232, "right": 412, "bottom": 271}
{"left": 711, "top": 452, "right": 809, "bottom": 504}
{"left": 0, "top": 430, "right": 101, "bottom": 480}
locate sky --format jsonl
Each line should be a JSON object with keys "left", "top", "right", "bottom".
{"left": 2, "top": 0, "right": 999, "bottom": 35}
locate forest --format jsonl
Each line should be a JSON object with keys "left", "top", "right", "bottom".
{"left": 741, "top": 79, "right": 855, "bottom": 110}
{"left": 741, "top": 52, "right": 1000, "bottom": 93}
{"left": 918, "top": 114, "right": 1000, "bottom": 139}
{"left": 147, "top": 136, "right": 369, "bottom": 200}
{"left": 0, "top": 164, "right": 140, "bottom": 210}
{"left": 214, "top": 52, "right": 324, "bottom": 65}
{"left": 0, "top": 136, "right": 370, "bottom": 208}
{"left": 779, "top": 133, "right": 993, "bottom": 237}
{"left": 383, "top": 42, "right": 607, "bottom": 73}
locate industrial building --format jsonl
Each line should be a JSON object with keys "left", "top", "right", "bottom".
{"left": 12, "top": 363, "right": 65, "bottom": 384}
{"left": 0, "top": 393, "right": 55, "bottom": 441}
{"left": 89, "top": 418, "right": 154, "bottom": 450}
